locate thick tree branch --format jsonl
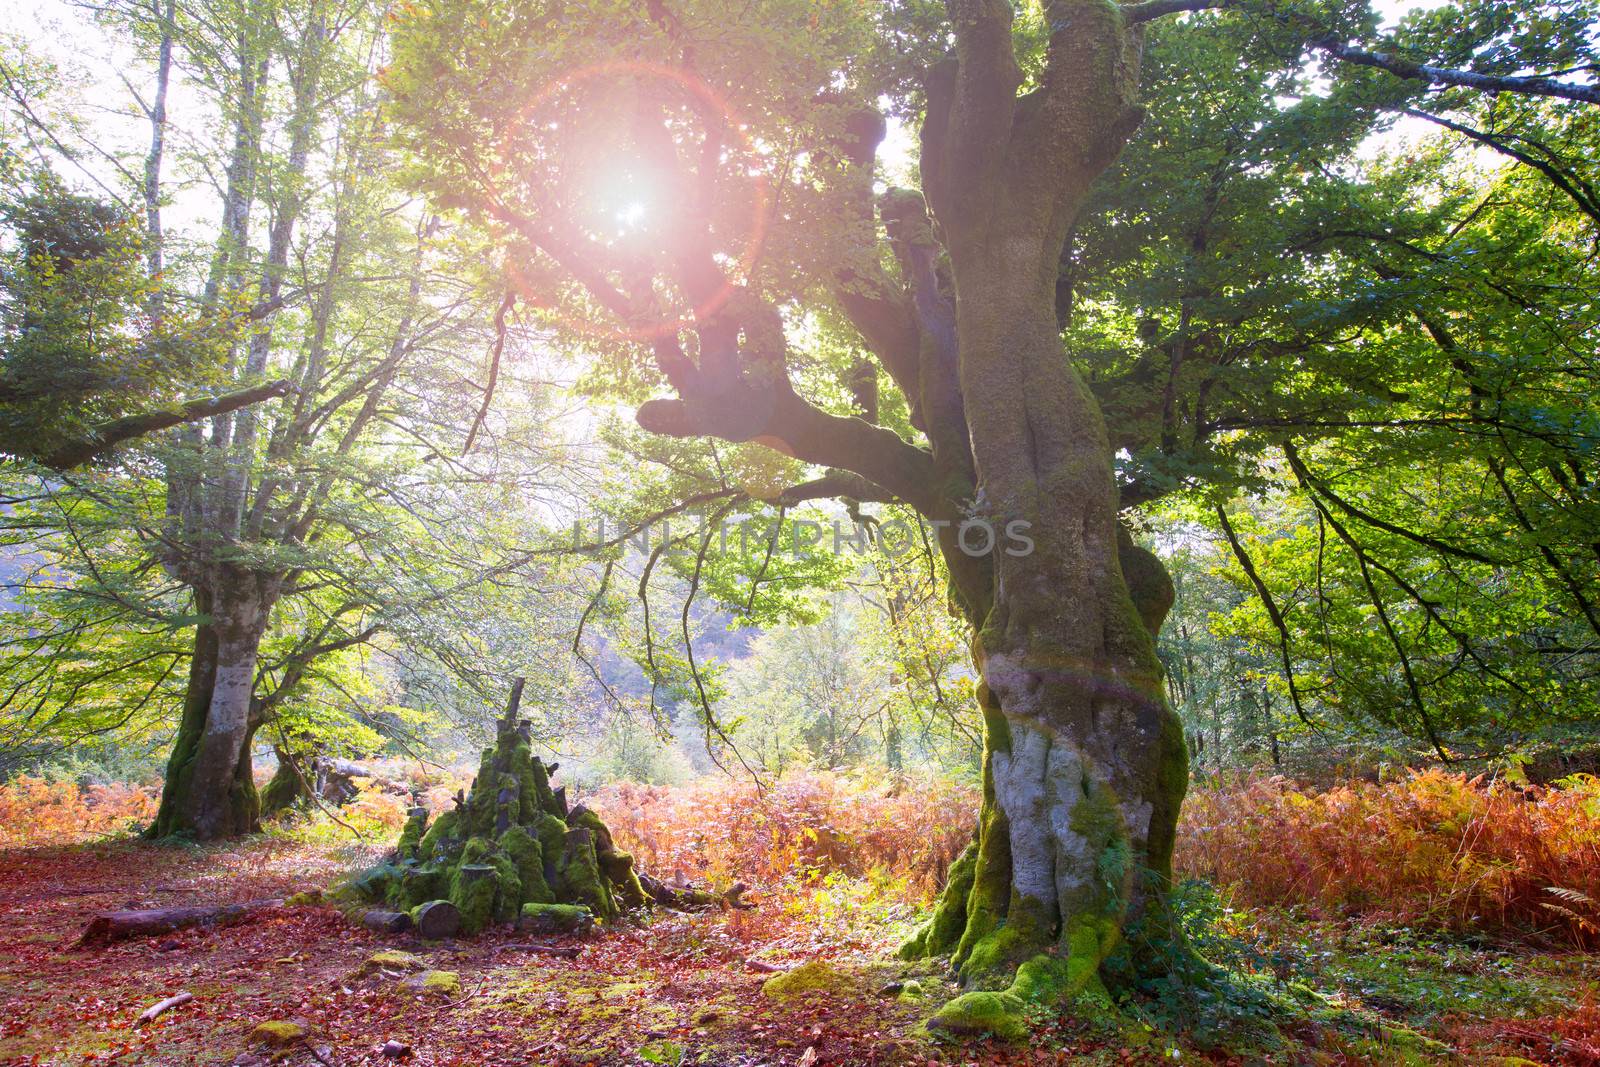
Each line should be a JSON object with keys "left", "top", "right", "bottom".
{"left": 638, "top": 387, "right": 940, "bottom": 515}
{"left": 1120, "top": 0, "right": 1212, "bottom": 22}
{"left": 929, "top": 0, "right": 1020, "bottom": 216}
{"left": 776, "top": 470, "right": 897, "bottom": 507}
{"left": 1321, "top": 39, "right": 1600, "bottom": 106}
{"left": 1121, "top": 0, "right": 1600, "bottom": 106}
{"left": 32, "top": 380, "right": 291, "bottom": 471}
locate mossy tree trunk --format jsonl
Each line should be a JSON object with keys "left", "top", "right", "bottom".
{"left": 258, "top": 745, "right": 310, "bottom": 817}
{"left": 449, "top": 0, "right": 1186, "bottom": 1031}
{"left": 874, "top": 4, "right": 1197, "bottom": 1033}
{"left": 904, "top": 533, "right": 1184, "bottom": 1028}
{"left": 148, "top": 572, "right": 278, "bottom": 840}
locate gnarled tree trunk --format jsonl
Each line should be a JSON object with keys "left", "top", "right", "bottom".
{"left": 411, "top": 0, "right": 1189, "bottom": 1034}
{"left": 897, "top": 0, "right": 1189, "bottom": 1034}
{"left": 906, "top": 530, "right": 1184, "bottom": 1031}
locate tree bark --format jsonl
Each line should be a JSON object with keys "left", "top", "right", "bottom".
{"left": 78, "top": 898, "right": 282, "bottom": 947}
{"left": 258, "top": 745, "right": 309, "bottom": 817}
{"left": 149, "top": 572, "right": 277, "bottom": 839}
{"left": 899, "top": 1, "right": 1192, "bottom": 1032}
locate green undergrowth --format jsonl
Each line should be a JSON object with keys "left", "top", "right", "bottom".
{"left": 898, "top": 877, "right": 1599, "bottom": 1061}
{"left": 1177, "top": 879, "right": 1594, "bottom": 1007}
{"left": 1109, "top": 879, "right": 1596, "bottom": 1060}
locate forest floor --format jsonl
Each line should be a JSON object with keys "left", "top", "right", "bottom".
{"left": 3, "top": 835, "right": 1596, "bottom": 1067}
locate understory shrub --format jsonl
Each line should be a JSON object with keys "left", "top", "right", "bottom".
{"left": 0, "top": 775, "right": 158, "bottom": 846}
{"left": 589, "top": 770, "right": 978, "bottom": 904}
{"left": 1176, "top": 770, "right": 1600, "bottom": 946}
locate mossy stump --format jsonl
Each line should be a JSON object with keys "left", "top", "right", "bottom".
{"left": 335, "top": 688, "right": 645, "bottom": 937}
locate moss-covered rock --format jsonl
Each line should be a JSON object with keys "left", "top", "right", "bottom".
{"left": 390, "top": 862, "right": 447, "bottom": 911}
{"left": 501, "top": 825, "right": 554, "bottom": 905}
{"left": 598, "top": 848, "right": 648, "bottom": 910}
{"left": 357, "top": 950, "right": 426, "bottom": 976}
{"left": 400, "top": 969, "right": 461, "bottom": 998}
{"left": 450, "top": 861, "right": 499, "bottom": 935}
{"left": 339, "top": 697, "right": 648, "bottom": 935}
{"left": 555, "top": 827, "right": 618, "bottom": 922}
{"left": 534, "top": 812, "right": 568, "bottom": 866}
{"left": 415, "top": 807, "right": 459, "bottom": 863}
{"left": 396, "top": 806, "right": 428, "bottom": 860}
{"left": 761, "top": 961, "right": 847, "bottom": 1002}
{"left": 249, "top": 1020, "right": 308, "bottom": 1047}
{"left": 331, "top": 860, "right": 399, "bottom": 904}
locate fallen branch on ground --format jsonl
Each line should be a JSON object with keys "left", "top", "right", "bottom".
{"left": 137, "top": 992, "right": 193, "bottom": 1024}
{"left": 78, "top": 898, "right": 283, "bottom": 947}
{"left": 638, "top": 872, "right": 753, "bottom": 911}
{"left": 360, "top": 909, "right": 412, "bottom": 934}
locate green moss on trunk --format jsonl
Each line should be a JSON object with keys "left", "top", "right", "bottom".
{"left": 259, "top": 748, "right": 307, "bottom": 818}
{"left": 900, "top": 841, "right": 976, "bottom": 960}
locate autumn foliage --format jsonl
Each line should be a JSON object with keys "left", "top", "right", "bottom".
{"left": 1177, "top": 770, "right": 1600, "bottom": 946}
{"left": 10, "top": 763, "right": 1600, "bottom": 953}
{"left": 588, "top": 770, "right": 979, "bottom": 905}
{"left": 0, "top": 776, "right": 158, "bottom": 847}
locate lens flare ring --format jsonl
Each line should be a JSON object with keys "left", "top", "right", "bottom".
{"left": 490, "top": 59, "right": 772, "bottom": 346}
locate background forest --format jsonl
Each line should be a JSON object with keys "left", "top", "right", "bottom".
{"left": 1, "top": 0, "right": 1598, "bottom": 1062}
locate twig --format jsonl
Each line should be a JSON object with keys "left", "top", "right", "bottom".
{"left": 463, "top": 290, "right": 516, "bottom": 456}
{"left": 137, "top": 991, "right": 193, "bottom": 1024}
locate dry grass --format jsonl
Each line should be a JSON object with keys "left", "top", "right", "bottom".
{"left": 11, "top": 760, "right": 1599, "bottom": 951}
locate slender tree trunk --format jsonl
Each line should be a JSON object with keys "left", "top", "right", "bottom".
{"left": 142, "top": 0, "right": 174, "bottom": 316}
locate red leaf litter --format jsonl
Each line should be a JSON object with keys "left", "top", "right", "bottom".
{"left": 0, "top": 838, "right": 1133, "bottom": 1066}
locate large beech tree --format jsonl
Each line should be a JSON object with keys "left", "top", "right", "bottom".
{"left": 384, "top": 0, "right": 1597, "bottom": 1031}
